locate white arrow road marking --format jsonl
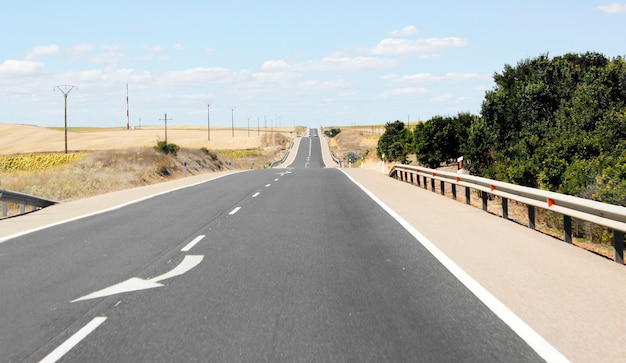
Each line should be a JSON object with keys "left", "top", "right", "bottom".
{"left": 40, "top": 316, "right": 107, "bottom": 363}
{"left": 149, "top": 255, "right": 203, "bottom": 283}
{"left": 72, "top": 255, "right": 204, "bottom": 302}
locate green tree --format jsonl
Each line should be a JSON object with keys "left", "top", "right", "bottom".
{"left": 476, "top": 52, "right": 626, "bottom": 205}
{"left": 414, "top": 113, "right": 474, "bottom": 168}
{"left": 376, "top": 121, "right": 413, "bottom": 163}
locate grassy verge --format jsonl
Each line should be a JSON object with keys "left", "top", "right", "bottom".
{"left": 0, "top": 145, "right": 287, "bottom": 219}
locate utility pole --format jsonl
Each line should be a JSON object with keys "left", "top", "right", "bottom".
{"left": 55, "top": 85, "right": 77, "bottom": 154}
{"left": 206, "top": 102, "right": 211, "bottom": 141}
{"left": 231, "top": 107, "right": 236, "bottom": 137}
{"left": 159, "top": 113, "right": 170, "bottom": 144}
{"left": 126, "top": 83, "right": 130, "bottom": 130}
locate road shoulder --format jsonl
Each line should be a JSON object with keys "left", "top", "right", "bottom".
{"left": 343, "top": 167, "right": 625, "bottom": 363}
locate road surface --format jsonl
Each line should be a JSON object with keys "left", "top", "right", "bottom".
{"left": 0, "top": 129, "right": 551, "bottom": 362}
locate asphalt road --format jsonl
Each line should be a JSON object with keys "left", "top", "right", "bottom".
{"left": 0, "top": 131, "right": 546, "bottom": 362}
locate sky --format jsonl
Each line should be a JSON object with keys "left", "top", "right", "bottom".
{"left": 1, "top": 1, "right": 625, "bottom": 129}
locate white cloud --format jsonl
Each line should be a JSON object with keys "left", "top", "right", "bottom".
{"left": 144, "top": 44, "right": 164, "bottom": 53}
{"left": 430, "top": 93, "right": 454, "bottom": 102}
{"left": 261, "top": 56, "right": 397, "bottom": 72}
{"left": 376, "top": 87, "right": 428, "bottom": 99}
{"left": 172, "top": 43, "right": 185, "bottom": 50}
{"left": 301, "top": 79, "right": 351, "bottom": 89}
{"left": 370, "top": 37, "right": 467, "bottom": 56}
{"left": 68, "top": 44, "right": 93, "bottom": 57}
{"left": 392, "top": 72, "right": 491, "bottom": 83}
{"left": 25, "top": 44, "right": 59, "bottom": 60}
{"left": 91, "top": 44, "right": 127, "bottom": 64}
{"left": 252, "top": 71, "right": 302, "bottom": 84}
{"left": 595, "top": 2, "right": 626, "bottom": 13}
{"left": 389, "top": 26, "right": 418, "bottom": 36}
{"left": 0, "top": 59, "right": 45, "bottom": 75}
{"left": 158, "top": 67, "right": 240, "bottom": 87}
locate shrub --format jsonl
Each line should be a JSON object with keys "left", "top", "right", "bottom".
{"left": 200, "top": 147, "right": 218, "bottom": 160}
{"left": 154, "top": 140, "right": 180, "bottom": 155}
{"left": 324, "top": 128, "right": 341, "bottom": 138}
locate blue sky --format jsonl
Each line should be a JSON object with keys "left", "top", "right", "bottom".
{"left": 1, "top": 1, "right": 625, "bottom": 128}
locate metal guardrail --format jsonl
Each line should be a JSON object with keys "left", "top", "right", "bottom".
{"left": 0, "top": 188, "right": 57, "bottom": 218}
{"left": 271, "top": 141, "right": 294, "bottom": 168}
{"left": 389, "top": 164, "right": 626, "bottom": 264}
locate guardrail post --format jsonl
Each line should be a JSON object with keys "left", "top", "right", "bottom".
{"left": 20, "top": 203, "right": 25, "bottom": 214}
{"left": 528, "top": 206, "right": 536, "bottom": 230}
{"left": 482, "top": 192, "right": 488, "bottom": 211}
{"left": 430, "top": 178, "right": 435, "bottom": 192}
{"left": 2, "top": 201, "right": 6, "bottom": 217}
{"left": 440, "top": 181, "right": 445, "bottom": 196}
{"left": 416, "top": 174, "right": 421, "bottom": 187}
{"left": 409, "top": 173, "right": 414, "bottom": 185}
{"left": 613, "top": 230, "right": 624, "bottom": 264}
{"left": 502, "top": 197, "right": 508, "bottom": 219}
{"left": 451, "top": 184, "right": 457, "bottom": 200}
{"left": 423, "top": 176, "right": 428, "bottom": 189}
{"left": 465, "top": 187, "right": 470, "bottom": 205}
{"left": 563, "top": 215, "right": 572, "bottom": 244}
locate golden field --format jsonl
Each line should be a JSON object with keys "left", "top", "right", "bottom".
{"left": 0, "top": 123, "right": 300, "bottom": 155}
{"left": 0, "top": 123, "right": 297, "bottom": 209}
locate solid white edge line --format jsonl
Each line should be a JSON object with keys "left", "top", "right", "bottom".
{"left": 338, "top": 169, "right": 571, "bottom": 363}
{"left": 0, "top": 172, "right": 244, "bottom": 244}
{"left": 181, "top": 235, "right": 205, "bottom": 252}
{"left": 229, "top": 207, "right": 241, "bottom": 215}
{"left": 39, "top": 316, "right": 107, "bottom": 363}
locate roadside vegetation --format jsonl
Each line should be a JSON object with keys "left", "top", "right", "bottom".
{"left": 326, "top": 126, "right": 381, "bottom": 167}
{"left": 377, "top": 52, "right": 626, "bottom": 206}
{"left": 374, "top": 52, "right": 626, "bottom": 255}
{"left": 0, "top": 133, "right": 290, "bottom": 212}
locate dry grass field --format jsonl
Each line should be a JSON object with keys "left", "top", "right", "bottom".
{"left": 0, "top": 123, "right": 298, "bottom": 154}
{"left": 0, "top": 123, "right": 298, "bottom": 210}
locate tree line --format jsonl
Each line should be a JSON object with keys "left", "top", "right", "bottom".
{"left": 377, "top": 52, "right": 626, "bottom": 206}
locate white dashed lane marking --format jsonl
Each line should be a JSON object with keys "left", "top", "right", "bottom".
{"left": 181, "top": 235, "right": 205, "bottom": 252}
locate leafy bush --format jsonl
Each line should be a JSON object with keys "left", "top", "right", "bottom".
{"left": 153, "top": 140, "right": 180, "bottom": 156}
{"left": 200, "top": 147, "right": 218, "bottom": 160}
{"left": 346, "top": 151, "right": 359, "bottom": 163}
{"left": 324, "top": 128, "right": 341, "bottom": 138}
